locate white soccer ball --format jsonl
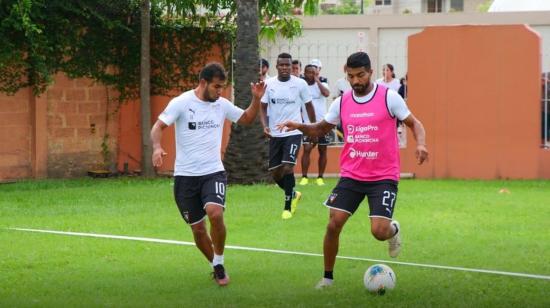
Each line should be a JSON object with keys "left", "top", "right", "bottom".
{"left": 363, "top": 264, "right": 396, "bottom": 295}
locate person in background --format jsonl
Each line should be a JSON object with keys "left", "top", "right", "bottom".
{"left": 376, "top": 63, "right": 400, "bottom": 92}
{"left": 398, "top": 74, "right": 408, "bottom": 99}
{"left": 259, "top": 58, "right": 270, "bottom": 81}
{"left": 299, "top": 64, "right": 331, "bottom": 186}
{"left": 260, "top": 53, "right": 316, "bottom": 220}
{"left": 336, "top": 65, "right": 352, "bottom": 97}
{"left": 292, "top": 59, "right": 303, "bottom": 78}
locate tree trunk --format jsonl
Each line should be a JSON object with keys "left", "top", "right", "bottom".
{"left": 140, "top": 0, "right": 154, "bottom": 177}
{"left": 224, "top": 0, "right": 269, "bottom": 184}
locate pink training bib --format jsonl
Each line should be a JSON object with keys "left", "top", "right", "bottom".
{"left": 340, "top": 85, "right": 400, "bottom": 181}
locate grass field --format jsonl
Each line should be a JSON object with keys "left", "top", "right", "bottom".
{"left": 1, "top": 178, "right": 549, "bottom": 307}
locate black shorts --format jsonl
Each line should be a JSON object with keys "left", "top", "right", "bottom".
{"left": 324, "top": 178, "right": 398, "bottom": 219}
{"left": 303, "top": 134, "right": 330, "bottom": 146}
{"left": 173, "top": 171, "right": 227, "bottom": 225}
{"left": 268, "top": 135, "right": 302, "bottom": 170}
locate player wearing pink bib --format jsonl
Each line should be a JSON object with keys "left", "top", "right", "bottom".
{"left": 277, "top": 52, "right": 429, "bottom": 289}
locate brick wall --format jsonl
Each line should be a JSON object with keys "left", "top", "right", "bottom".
{"left": 0, "top": 90, "right": 32, "bottom": 180}
{"left": 0, "top": 73, "right": 119, "bottom": 181}
{"left": 46, "top": 74, "right": 118, "bottom": 177}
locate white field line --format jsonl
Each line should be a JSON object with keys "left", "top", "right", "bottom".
{"left": 8, "top": 227, "right": 550, "bottom": 281}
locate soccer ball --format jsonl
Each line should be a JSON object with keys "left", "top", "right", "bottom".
{"left": 363, "top": 264, "right": 396, "bottom": 295}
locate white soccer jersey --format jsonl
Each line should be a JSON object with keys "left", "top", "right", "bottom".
{"left": 158, "top": 90, "right": 244, "bottom": 176}
{"left": 375, "top": 78, "right": 401, "bottom": 92}
{"left": 261, "top": 75, "right": 312, "bottom": 137}
{"left": 302, "top": 81, "right": 329, "bottom": 124}
{"left": 325, "top": 83, "right": 411, "bottom": 125}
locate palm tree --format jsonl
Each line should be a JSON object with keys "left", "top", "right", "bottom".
{"left": 140, "top": 0, "right": 154, "bottom": 177}
{"left": 224, "top": 0, "right": 269, "bottom": 184}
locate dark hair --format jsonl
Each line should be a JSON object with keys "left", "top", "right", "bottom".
{"left": 199, "top": 62, "right": 226, "bottom": 82}
{"left": 277, "top": 52, "right": 292, "bottom": 61}
{"left": 292, "top": 59, "right": 301, "bottom": 66}
{"left": 260, "top": 58, "right": 269, "bottom": 68}
{"left": 346, "top": 52, "right": 371, "bottom": 70}
{"left": 384, "top": 63, "right": 396, "bottom": 78}
{"left": 304, "top": 64, "right": 316, "bottom": 70}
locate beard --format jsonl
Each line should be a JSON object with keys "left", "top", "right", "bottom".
{"left": 352, "top": 84, "right": 368, "bottom": 95}
{"left": 203, "top": 89, "right": 218, "bottom": 102}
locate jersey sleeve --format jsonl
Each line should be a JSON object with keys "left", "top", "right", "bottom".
{"left": 260, "top": 82, "right": 269, "bottom": 104}
{"left": 158, "top": 98, "right": 182, "bottom": 126}
{"left": 387, "top": 90, "right": 411, "bottom": 121}
{"left": 222, "top": 99, "right": 245, "bottom": 123}
{"left": 300, "top": 80, "right": 313, "bottom": 103}
{"left": 324, "top": 97, "right": 341, "bottom": 125}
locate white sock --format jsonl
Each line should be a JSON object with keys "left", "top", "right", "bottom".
{"left": 213, "top": 254, "right": 224, "bottom": 266}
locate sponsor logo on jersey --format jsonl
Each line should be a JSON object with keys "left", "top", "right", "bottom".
{"left": 350, "top": 112, "right": 374, "bottom": 118}
{"left": 349, "top": 148, "right": 378, "bottom": 159}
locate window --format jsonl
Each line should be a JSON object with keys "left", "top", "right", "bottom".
{"left": 450, "top": 0, "right": 464, "bottom": 12}
{"left": 375, "top": 0, "right": 392, "bottom": 6}
{"left": 427, "top": 0, "right": 442, "bottom": 12}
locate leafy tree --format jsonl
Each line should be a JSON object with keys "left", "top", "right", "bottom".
{"left": 0, "top": 0, "right": 319, "bottom": 179}
{"left": 321, "top": 0, "right": 366, "bottom": 15}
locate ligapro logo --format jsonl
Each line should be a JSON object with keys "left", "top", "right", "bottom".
{"left": 347, "top": 125, "right": 378, "bottom": 134}
{"left": 349, "top": 148, "right": 378, "bottom": 159}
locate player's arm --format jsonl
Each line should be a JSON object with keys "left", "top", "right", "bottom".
{"left": 402, "top": 114, "right": 428, "bottom": 165}
{"left": 304, "top": 101, "right": 316, "bottom": 123}
{"left": 237, "top": 81, "right": 266, "bottom": 125}
{"left": 277, "top": 119, "right": 334, "bottom": 137}
{"left": 150, "top": 120, "right": 168, "bottom": 167}
{"left": 315, "top": 71, "right": 330, "bottom": 97}
{"left": 317, "top": 81, "right": 330, "bottom": 97}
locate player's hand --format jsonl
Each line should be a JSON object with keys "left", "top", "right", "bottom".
{"left": 263, "top": 126, "right": 272, "bottom": 138}
{"left": 275, "top": 121, "right": 300, "bottom": 133}
{"left": 415, "top": 144, "right": 429, "bottom": 165}
{"left": 152, "top": 147, "right": 167, "bottom": 167}
{"left": 251, "top": 81, "right": 266, "bottom": 99}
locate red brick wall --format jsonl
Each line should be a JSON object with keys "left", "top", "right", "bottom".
{"left": 46, "top": 74, "right": 118, "bottom": 177}
{"left": 0, "top": 73, "right": 119, "bottom": 181}
{"left": 0, "top": 90, "right": 32, "bottom": 180}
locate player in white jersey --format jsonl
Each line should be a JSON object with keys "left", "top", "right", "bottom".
{"left": 299, "top": 64, "right": 331, "bottom": 186}
{"left": 150, "top": 62, "right": 266, "bottom": 286}
{"left": 260, "top": 53, "right": 316, "bottom": 220}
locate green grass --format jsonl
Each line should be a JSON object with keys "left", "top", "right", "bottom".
{"left": 1, "top": 178, "right": 549, "bottom": 307}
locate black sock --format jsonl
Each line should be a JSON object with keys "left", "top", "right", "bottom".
{"left": 318, "top": 175, "right": 323, "bottom": 178}
{"left": 324, "top": 271, "right": 333, "bottom": 280}
{"left": 393, "top": 223, "right": 399, "bottom": 236}
{"left": 302, "top": 175, "right": 308, "bottom": 178}
{"left": 283, "top": 173, "right": 295, "bottom": 211}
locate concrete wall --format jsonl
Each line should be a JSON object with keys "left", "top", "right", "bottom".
{"left": 263, "top": 11, "right": 550, "bottom": 98}
{"left": 279, "top": 12, "right": 550, "bottom": 179}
